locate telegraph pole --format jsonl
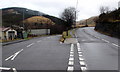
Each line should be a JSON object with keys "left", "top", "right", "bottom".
{"left": 75, "top": 0, "right": 78, "bottom": 27}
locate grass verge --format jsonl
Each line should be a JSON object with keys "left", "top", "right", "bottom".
{"left": 59, "top": 30, "right": 74, "bottom": 42}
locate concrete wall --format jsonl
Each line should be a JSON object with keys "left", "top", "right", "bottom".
{"left": 30, "top": 29, "right": 50, "bottom": 35}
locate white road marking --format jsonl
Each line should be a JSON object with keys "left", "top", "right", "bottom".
{"left": 78, "top": 52, "right": 82, "bottom": 54}
{"left": 70, "top": 54, "right": 74, "bottom": 57}
{"left": 27, "top": 43, "right": 34, "bottom": 47}
{"left": 97, "top": 37, "right": 100, "bottom": 39}
{"left": 76, "top": 42, "right": 88, "bottom": 71}
{"left": 112, "top": 43, "right": 119, "bottom": 47}
{"left": 79, "top": 57, "right": 84, "bottom": 61}
{"left": 47, "top": 37, "right": 50, "bottom": 38}
{"left": 78, "top": 48, "right": 81, "bottom": 51}
{"left": 70, "top": 52, "right": 74, "bottom": 54}
{"left": 0, "top": 67, "right": 11, "bottom": 70}
{"left": 5, "top": 54, "right": 14, "bottom": 61}
{"left": 77, "top": 43, "right": 80, "bottom": 48}
{"left": 11, "top": 49, "right": 23, "bottom": 60}
{"left": 12, "top": 68, "right": 17, "bottom": 72}
{"left": 60, "top": 42, "right": 63, "bottom": 44}
{"left": 67, "top": 43, "right": 74, "bottom": 71}
{"left": 37, "top": 40, "right": 41, "bottom": 43}
{"left": 5, "top": 49, "right": 23, "bottom": 61}
{"left": 81, "top": 40, "right": 86, "bottom": 41}
{"left": 68, "top": 61, "right": 74, "bottom": 65}
{"left": 69, "top": 57, "right": 74, "bottom": 61}
{"left": 79, "top": 54, "right": 83, "bottom": 56}
{"left": 70, "top": 44, "right": 74, "bottom": 52}
{"left": 80, "top": 61, "right": 86, "bottom": 66}
{"left": 67, "top": 66, "right": 74, "bottom": 71}
{"left": 81, "top": 67, "right": 87, "bottom": 71}
{"left": 101, "top": 39, "right": 110, "bottom": 43}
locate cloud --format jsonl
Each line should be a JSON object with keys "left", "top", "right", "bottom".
{"left": 0, "top": 0, "right": 119, "bottom": 20}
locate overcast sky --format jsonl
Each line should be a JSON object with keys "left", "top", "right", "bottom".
{"left": 0, "top": 0, "right": 119, "bottom": 21}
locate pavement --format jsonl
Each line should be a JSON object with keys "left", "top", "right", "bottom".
{"left": 1, "top": 27, "right": 119, "bottom": 72}
{"left": 2, "top": 39, "right": 28, "bottom": 46}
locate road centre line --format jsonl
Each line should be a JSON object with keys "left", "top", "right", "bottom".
{"left": 27, "top": 43, "right": 34, "bottom": 47}
{"left": 5, "top": 49, "right": 23, "bottom": 61}
{"left": 37, "top": 40, "right": 41, "bottom": 43}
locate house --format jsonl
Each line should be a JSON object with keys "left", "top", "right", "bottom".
{"left": 0, "top": 27, "right": 17, "bottom": 40}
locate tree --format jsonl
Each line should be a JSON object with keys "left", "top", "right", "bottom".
{"left": 60, "top": 7, "right": 77, "bottom": 30}
{"left": 100, "top": 6, "right": 110, "bottom": 14}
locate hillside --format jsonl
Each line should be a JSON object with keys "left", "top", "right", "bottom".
{"left": 23, "top": 16, "right": 55, "bottom": 29}
{"left": 95, "top": 8, "right": 120, "bottom": 38}
{"left": 76, "top": 16, "right": 98, "bottom": 27}
{"left": 1, "top": 7, "right": 67, "bottom": 34}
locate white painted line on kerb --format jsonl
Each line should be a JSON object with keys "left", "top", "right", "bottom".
{"left": 27, "top": 43, "right": 34, "bottom": 47}
{"left": 67, "top": 66, "right": 74, "bottom": 71}
{"left": 12, "top": 68, "right": 17, "bottom": 72}
{"left": 0, "top": 67, "right": 11, "bottom": 70}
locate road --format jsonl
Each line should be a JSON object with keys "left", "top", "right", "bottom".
{"left": 1, "top": 27, "right": 119, "bottom": 72}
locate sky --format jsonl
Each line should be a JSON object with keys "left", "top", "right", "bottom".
{"left": 0, "top": 0, "right": 119, "bottom": 21}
